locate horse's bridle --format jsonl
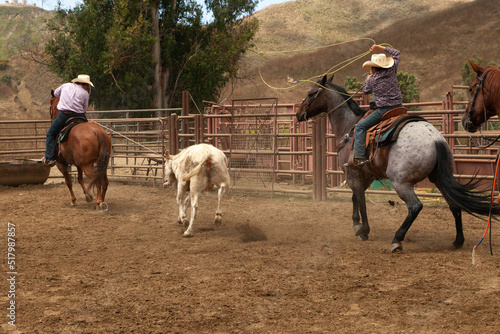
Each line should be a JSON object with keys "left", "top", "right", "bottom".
{"left": 300, "top": 87, "right": 323, "bottom": 121}
{"left": 464, "top": 69, "right": 500, "bottom": 148}
{"left": 301, "top": 85, "right": 363, "bottom": 121}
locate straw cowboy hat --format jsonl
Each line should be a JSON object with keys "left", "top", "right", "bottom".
{"left": 71, "top": 74, "right": 94, "bottom": 87}
{"left": 362, "top": 53, "right": 394, "bottom": 70}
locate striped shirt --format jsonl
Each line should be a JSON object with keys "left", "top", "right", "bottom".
{"left": 54, "top": 83, "right": 89, "bottom": 114}
{"left": 362, "top": 47, "right": 403, "bottom": 108}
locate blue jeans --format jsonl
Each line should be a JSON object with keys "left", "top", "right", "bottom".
{"left": 353, "top": 105, "right": 402, "bottom": 159}
{"left": 45, "top": 112, "right": 87, "bottom": 161}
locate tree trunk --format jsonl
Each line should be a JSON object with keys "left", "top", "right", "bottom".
{"left": 151, "top": 0, "right": 163, "bottom": 116}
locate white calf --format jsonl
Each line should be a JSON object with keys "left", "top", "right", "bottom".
{"left": 163, "top": 144, "right": 230, "bottom": 237}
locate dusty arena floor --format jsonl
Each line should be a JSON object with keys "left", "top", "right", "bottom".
{"left": 1, "top": 182, "right": 499, "bottom": 333}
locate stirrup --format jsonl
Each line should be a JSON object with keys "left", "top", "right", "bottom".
{"left": 42, "top": 157, "right": 56, "bottom": 167}
{"left": 343, "top": 158, "right": 367, "bottom": 169}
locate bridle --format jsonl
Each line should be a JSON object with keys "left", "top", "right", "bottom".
{"left": 301, "top": 85, "right": 363, "bottom": 121}
{"left": 464, "top": 69, "right": 500, "bottom": 148}
{"left": 300, "top": 87, "right": 323, "bottom": 121}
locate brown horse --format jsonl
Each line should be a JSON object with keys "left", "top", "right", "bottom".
{"left": 462, "top": 60, "right": 500, "bottom": 132}
{"left": 50, "top": 90, "right": 111, "bottom": 210}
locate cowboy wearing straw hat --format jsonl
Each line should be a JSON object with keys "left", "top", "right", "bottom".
{"left": 43, "top": 74, "right": 94, "bottom": 167}
{"left": 347, "top": 45, "right": 403, "bottom": 168}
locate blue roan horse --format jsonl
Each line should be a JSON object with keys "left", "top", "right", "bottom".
{"left": 296, "top": 75, "right": 499, "bottom": 252}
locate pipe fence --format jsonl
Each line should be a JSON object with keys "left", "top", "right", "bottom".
{"left": 1, "top": 88, "right": 499, "bottom": 200}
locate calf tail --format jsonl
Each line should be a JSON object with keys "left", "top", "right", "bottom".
{"left": 182, "top": 155, "right": 212, "bottom": 182}
{"left": 433, "top": 141, "right": 500, "bottom": 217}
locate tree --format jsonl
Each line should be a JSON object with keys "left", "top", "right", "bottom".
{"left": 397, "top": 71, "right": 420, "bottom": 105}
{"left": 460, "top": 57, "right": 483, "bottom": 86}
{"left": 460, "top": 57, "right": 498, "bottom": 86}
{"left": 45, "top": 0, "right": 259, "bottom": 113}
{"left": 344, "top": 72, "right": 420, "bottom": 105}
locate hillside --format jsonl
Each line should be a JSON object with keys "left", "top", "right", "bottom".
{"left": 1, "top": 0, "right": 499, "bottom": 120}
{"left": 0, "top": 5, "right": 61, "bottom": 120}
{"left": 225, "top": 0, "right": 498, "bottom": 104}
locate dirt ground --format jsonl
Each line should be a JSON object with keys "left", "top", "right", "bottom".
{"left": 0, "top": 181, "right": 499, "bottom": 333}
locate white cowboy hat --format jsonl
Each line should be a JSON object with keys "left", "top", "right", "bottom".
{"left": 71, "top": 74, "right": 94, "bottom": 87}
{"left": 362, "top": 53, "right": 394, "bottom": 70}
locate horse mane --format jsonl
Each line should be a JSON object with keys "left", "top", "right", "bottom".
{"left": 326, "top": 81, "right": 367, "bottom": 116}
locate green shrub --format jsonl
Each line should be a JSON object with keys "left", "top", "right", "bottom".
{"left": 0, "top": 74, "right": 12, "bottom": 85}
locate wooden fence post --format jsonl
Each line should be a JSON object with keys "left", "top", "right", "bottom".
{"left": 312, "top": 117, "right": 327, "bottom": 201}
{"left": 182, "top": 91, "right": 189, "bottom": 149}
{"left": 169, "top": 114, "right": 179, "bottom": 155}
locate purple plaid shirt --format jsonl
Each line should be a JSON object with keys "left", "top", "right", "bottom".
{"left": 362, "top": 47, "right": 403, "bottom": 108}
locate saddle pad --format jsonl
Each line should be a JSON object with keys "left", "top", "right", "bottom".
{"left": 368, "top": 114, "right": 427, "bottom": 147}
{"left": 58, "top": 117, "right": 88, "bottom": 143}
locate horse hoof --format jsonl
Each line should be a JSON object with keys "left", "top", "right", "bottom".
{"left": 99, "top": 202, "right": 109, "bottom": 211}
{"left": 183, "top": 231, "right": 194, "bottom": 238}
{"left": 85, "top": 194, "right": 93, "bottom": 203}
{"left": 183, "top": 219, "right": 189, "bottom": 228}
{"left": 453, "top": 241, "right": 464, "bottom": 249}
{"left": 353, "top": 224, "right": 363, "bottom": 236}
{"left": 70, "top": 202, "right": 77, "bottom": 207}
{"left": 357, "top": 234, "right": 369, "bottom": 241}
{"left": 391, "top": 242, "right": 403, "bottom": 253}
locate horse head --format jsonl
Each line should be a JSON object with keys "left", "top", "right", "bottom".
{"left": 296, "top": 75, "right": 331, "bottom": 122}
{"left": 462, "top": 60, "right": 500, "bottom": 132}
{"left": 49, "top": 89, "right": 60, "bottom": 122}
{"left": 296, "top": 74, "right": 365, "bottom": 123}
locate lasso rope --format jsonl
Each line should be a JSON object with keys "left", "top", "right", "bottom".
{"left": 90, "top": 120, "right": 162, "bottom": 155}
{"left": 472, "top": 151, "right": 498, "bottom": 266}
{"left": 254, "top": 38, "right": 392, "bottom": 95}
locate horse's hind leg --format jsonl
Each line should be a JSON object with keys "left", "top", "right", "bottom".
{"left": 77, "top": 166, "right": 93, "bottom": 203}
{"left": 450, "top": 206, "right": 464, "bottom": 248}
{"left": 99, "top": 175, "right": 109, "bottom": 209}
{"left": 57, "top": 163, "right": 77, "bottom": 206}
{"left": 391, "top": 183, "right": 423, "bottom": 252}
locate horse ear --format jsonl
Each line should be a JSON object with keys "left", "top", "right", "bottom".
{"left": 51, "top": 89, "right": 55, "bottom": 97}
{"left": 468, "top": 59, "right": 483, "bottom": 75}
{"left": 328, "top": 74, "right": 334, "bottom": 82}
{"left": 320, "top": 75, "right": 327, "bottom": 87}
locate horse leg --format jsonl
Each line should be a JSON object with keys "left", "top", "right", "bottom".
{"left": 391, "top": 183, "right": 424, "bottom": 252}
{"left": 352, "top": 189, "right": 370, "bottom": 241}
{"left": 56, "top": 162, "right": 77, "bottom": 206}
{"left": 450, "top": 206, "right": 464, "bottom": 248}
{"left": 76, "top": 166, "right": 93, "bottom": 203}
{"left": 99, "top": 175, "right": 109, "bottom": 210}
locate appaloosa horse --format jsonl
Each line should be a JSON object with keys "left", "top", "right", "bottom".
{"left": 296, "top": 75, "right": 499, "bottom": 252}
{"left": 50, "top": 90, "right": 111, "bottom": 210}
{"left": 462, "top": 60, "right": 500, "bottom": 132}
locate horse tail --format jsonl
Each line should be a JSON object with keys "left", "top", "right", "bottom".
{"left": 432, "top": 140, "right": 500, "bottom": 217}
{"left": 88, "top": 129, "right": 110, "bottom": 189}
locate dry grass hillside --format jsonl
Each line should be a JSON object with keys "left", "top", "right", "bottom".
{"left": 225, "top": 0, "right": 499, "bottom": 104}
{"left": 1, "top": 0, "right": 499, "bottom": 120}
